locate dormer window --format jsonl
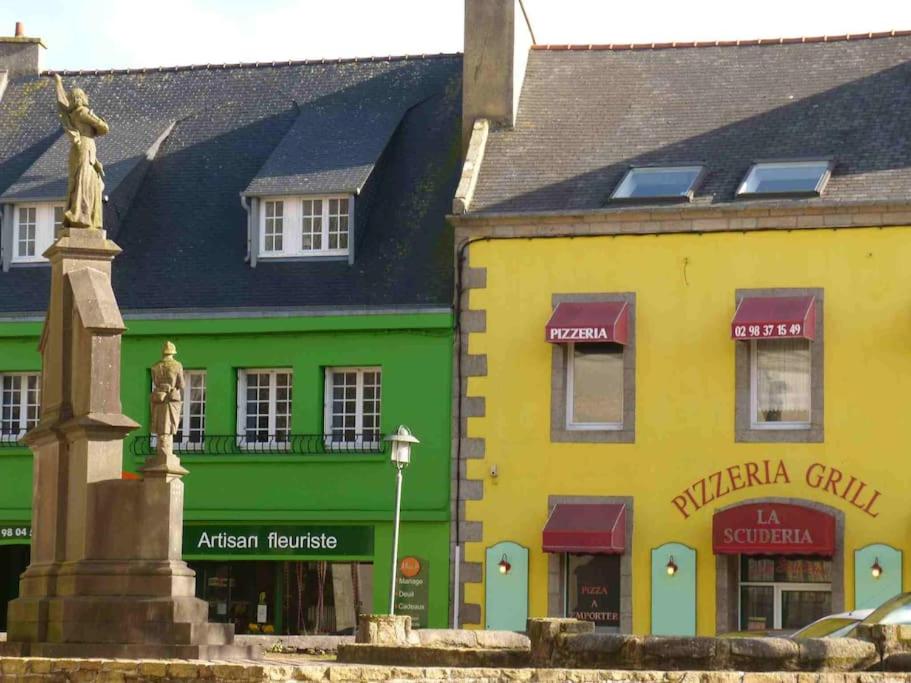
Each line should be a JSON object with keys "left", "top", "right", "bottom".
{"left": 12, "top": 203, "right": 64, "bottom": 264}
{"left": 259, "top": 196, "right": 352, "bottom": 258}
{"left": 737, "top": 160, "right": 832, "bottom": 198}
{"left": 610, "top": 165, "right": 704, "bottom": 202}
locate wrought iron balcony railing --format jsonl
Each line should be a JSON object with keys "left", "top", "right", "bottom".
{"left": 0, "top": 433, "right": 25, "bottom": 448}
{"left": 127, "top": 433, "right": 387, "bottom": 458}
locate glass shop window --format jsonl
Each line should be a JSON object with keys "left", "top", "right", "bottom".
{"left": 565, "top": 554, "right": 621, "bottom": 631}
{"left": 739, "top": 555, "right": 832, "bottom": 632}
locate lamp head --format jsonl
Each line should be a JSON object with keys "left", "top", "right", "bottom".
{"left": 872, "top": 558, "right": 883, "bottom": 579}
{"left": 666, "top": 556, "right": 678, "bottom": 576}
{"left": 498, "top": 554, "right": 511, "bottom": 575}
{"left": 386, "top": 425, "right": 419, "bottom": 466}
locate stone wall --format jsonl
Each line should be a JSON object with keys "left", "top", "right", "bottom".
{"left": 528, "top": 619, "right": 879, "bottom": 672}
{"left": 9, "top": 658, "right": 911, "bottom": 682}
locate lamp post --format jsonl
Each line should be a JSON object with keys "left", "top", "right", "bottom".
{"left": 386, "top": 425, "right": 420, "bottom": 615}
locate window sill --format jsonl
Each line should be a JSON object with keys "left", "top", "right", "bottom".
{"left": 551, "top": 427, "right": 635, "bottom": 444}
{"left": 9, "top": 260, "right": 49, "bottom": 267}
{"left": 567, "top": 423, "right": 624, "bottom": 432}
{"left": 735, "top": 427, "right": 823, "bottom": 444}
{"left": 750, "top": 422, "right": 812, "bottom": 431}
{"left": 257, "top": 254, "right": 349, "bottom": 262}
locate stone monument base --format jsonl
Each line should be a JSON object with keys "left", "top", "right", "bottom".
{"left": 5, "top": 593, "right": 258, "bottom": 659}
{"left": 2, "top": 228, "right": 257, "bottom": 661}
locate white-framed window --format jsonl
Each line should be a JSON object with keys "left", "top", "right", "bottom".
{"left": 750, "top": 339, "right": 811, "bottom": 429}
{"left": 177, "top": 371, "right": 206, "bottom": 448}
{"left": 237, "top": 369, "right": 292, "bottom": 447}
{"left": 566, "top": 343, "right": 623, "bottom": 430}
{"left": 258, "top": 196, "right": 352, "bottom": 258}
{"left": 263, "top": 200, "right": 284, "bottom": 253}
{"left": 324, "top": 367, "right": 381, "bottom": 448}
{"left": 0, "top": 373, "right": 40, "bottom": 440}
{"left": 13, "top": 203, "right": 64, "bottom": 263}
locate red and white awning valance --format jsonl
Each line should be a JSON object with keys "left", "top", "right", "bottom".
{"left": 546, "top": 301, "right": 629, "bottom": 344}
{"left": 731, "top": 295, "right": 816, "bottom": 341}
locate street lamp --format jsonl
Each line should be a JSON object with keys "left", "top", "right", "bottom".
{"left": 386, "top": 425, "right": 420, "bottom": 615}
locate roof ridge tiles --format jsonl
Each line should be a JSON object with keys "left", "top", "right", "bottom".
{"left": 533, "top": 29, "right": 911, "bottom": 52}
{"left": 42, "top": 51, "right": 461, "bottom": 77}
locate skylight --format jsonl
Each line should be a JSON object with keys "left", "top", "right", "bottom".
{"left": 737, "top": 160, "right": 832, "bottom": 197}
{"left": 610, "top": 166, "right": 704, "bottom": 202}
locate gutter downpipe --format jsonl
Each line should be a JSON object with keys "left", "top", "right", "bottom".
{"left": 240, "top": 195, "right": 252, "bottom": 265}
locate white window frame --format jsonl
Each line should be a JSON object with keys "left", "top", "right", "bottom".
{"left": 565, "top": 342, "right": 623, "bottom": 431}
{"left": 258, "top": 195, "right": 353, "bottom": 258}
{"left": 324, "top": 366, "right": 382, "bottom": 449}
{"left": 12, "top": 203, "right": 64, "bottom": 264}
{"left": 0, "top": 372, "right": 40, "bottom": 439}
{"left": 738, "top": 560, "right": 832, "bottom": 630}
{"left": 236, "top": 369, "right": 293, "bottom": 449}
{"left": 610, "top": 165, "right": 704, "bottom": 201}
{"left": 749, "top": 339, "right": 811, "bottom": 430}
{"left": 736, "top": 160, "right": 832, "bottom": 197}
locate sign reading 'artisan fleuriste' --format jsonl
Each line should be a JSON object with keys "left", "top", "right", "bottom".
{"left": 183, "top": 524, "right": 374, "bottom": 557}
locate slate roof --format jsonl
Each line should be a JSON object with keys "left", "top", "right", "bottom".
{"left": 470, "top": 33, "right": 911, "bottom": 214}
{"left": 0, "top": 54, "right": 461, "bottom": 314}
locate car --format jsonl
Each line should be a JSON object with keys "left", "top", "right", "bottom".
{"left": 857, "top": 592, "right": 911, "bottom": 627}
{"left": 790, "top": 609, "right": 874, "bottom": 639}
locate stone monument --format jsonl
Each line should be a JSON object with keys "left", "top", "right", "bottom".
{"left": 2, "top": 76, "right": 254, "bottom": 659}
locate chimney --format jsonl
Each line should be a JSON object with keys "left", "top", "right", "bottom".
{"left": 0, "top": 22, "right": 46, "bottom": 79}
{"left": 462, "top": 0, "right": 534, "bottom": 150}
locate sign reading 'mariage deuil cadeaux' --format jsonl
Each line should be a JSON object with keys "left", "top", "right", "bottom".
{"left": 396, "top": 556, "right": 430, "bottom": 628}
{"left": 183, "top": 525, "right": 374, "bottom": 557}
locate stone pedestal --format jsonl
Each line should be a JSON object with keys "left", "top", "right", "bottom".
{"left": 4, "top": 229, "right": 255, "bottom": 660}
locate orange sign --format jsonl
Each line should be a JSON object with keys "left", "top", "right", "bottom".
{"left": 399, "top": 556, "right": 421, "bottom": 578}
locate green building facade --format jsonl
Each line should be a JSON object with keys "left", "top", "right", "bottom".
{"left": 0, "top": 311, "right": 453, "bottom": 634}
{"left": 0, "top": 43, "right": 462, "bottom": 635}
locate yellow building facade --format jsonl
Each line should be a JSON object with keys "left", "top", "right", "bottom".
{"left": 452, "top": 216, "right": 911, "bottom": 636}
{"left": 450, "top": 16, "right": 911, "bottom": 636}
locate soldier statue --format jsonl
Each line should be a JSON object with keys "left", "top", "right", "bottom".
{"left": 150, "top": 341, "right": 184, "bottom": 459}
{"left": 53, "top": 73, "right": 109, "bottom": 230}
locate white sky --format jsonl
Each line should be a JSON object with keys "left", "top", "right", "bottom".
{"left": 2, "top": 0, "right": 910, "bottom": 71}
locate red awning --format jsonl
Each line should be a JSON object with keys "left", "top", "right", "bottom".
{"left": 731, "top": 295, "right": 816, "bottom": 340}
{"left": 546, "top": 302, "right": 629, "bottom": 344}
{"left": 542, "top": 503, "right": 626, "bottom": 554}
{"left": 712, "top": 502, "right": 835, "bottom": 556}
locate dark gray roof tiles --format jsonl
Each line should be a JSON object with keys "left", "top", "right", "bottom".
{"left": 470, "top": 34, "right": 911, "bottom": 214}
{"left": 244, "top": 95, "right": 412, "bottom": 196}
{"left": 0, "top": 54, "right": 462, "bottom": 314}
{"left": 1, "top": 116, "right": 174, "bottom": 201}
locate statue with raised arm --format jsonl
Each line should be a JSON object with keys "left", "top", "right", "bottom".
{"left": 150, "top": 341, "right": 184, "bottom": 461}
{"left": 53, "top": 73, "right": 109, "bottom": 230}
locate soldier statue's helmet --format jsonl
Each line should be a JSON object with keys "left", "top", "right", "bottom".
{"left": 162, "top": 341, "right": 177, "bottom": 356}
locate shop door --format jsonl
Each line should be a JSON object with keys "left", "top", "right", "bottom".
{"left": 0, "top": 545, "right": 30, "bottom": 631}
